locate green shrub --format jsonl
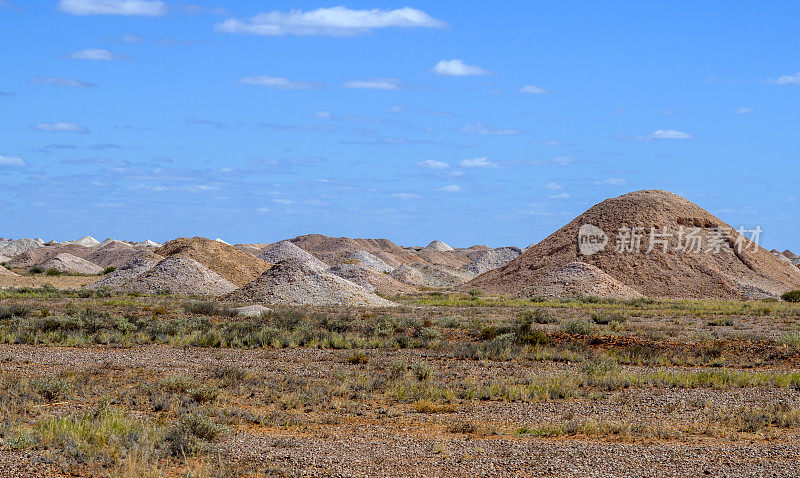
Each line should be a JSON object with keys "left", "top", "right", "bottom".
{"left": 33, "top": 376, "right": 72, "bottom": 401}
{"left": 591, "top": 311, "right": 627, "bottom": 325}
{"left": 559, "top": 319, "right": 595, "bottom": 336}
{"left": 183, "top": 301, "right": 236, "bottom": 317}
{"left": 782, "top": 290, "right": 800, "bottom": 303}
{"left": 519, "top": 308, "right": 557, "bottom": 325}
{"left": 708, "top": 318, "right": 734, "bottom": 327}
{"left": 29, "top": 266, "right": 44, "bottom": 274}
{"left": 45, "top": 268, "right": 61, "bottom": 276}
{"left": 0, "top": 304, "right": 32, "bottom": 320}
{"left": 102, "top": 266, "right": 116, "bottom": 275}
{"left": 346, "top": 351, "right": 369, "bottom": 365}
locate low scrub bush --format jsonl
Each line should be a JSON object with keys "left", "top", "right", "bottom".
{"left": 782, "top": 290, "right": 800, "bottom": 303}
{"left": 559, "top": 319, "right": 595, "bottom": 336}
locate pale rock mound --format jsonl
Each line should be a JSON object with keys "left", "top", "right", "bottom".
{"left": 0, "top": 253, "right": 12, "bottom": 264}
{"left": 342, "top": 250, "right": 394, "bottom": 273}
{"left": 214, "top": 238, "right": 230, "bottom": 245}
{"left": 85, "top": 252, "right": 162, "bottom": 290}
{"left": 527, "top": 262, "right": 643, "bottom": 300}
{"left": 136, "top": 240, "right": 162, "bottom": 248}
{"left": 468, "top": 189, "right": 800, "bottom": 299}
{"left": 390, "top": 263, "right": 475, "bottom": 288}
{"left": 64, "top": 236, "right": 101, "bottom": 247}
{"left": 425, "top": 240, "right": 455, "bottom": 252}
{"left": 329, "top": 263, "right": 416, "bottom": 295}
{"left": 6, "top": 244, "right": 93, "bottom": 268}
{"left": 41, "top": 253, "right": 103, "bottom": 275}
{"left": 0, "top": 238, "right": 43, "bottom": 256}
{"left": 119, "top": 256, "right": 237, "bottom": 296}
{"left": 156, "top": 237, "right": 271, "bottom": 286}
{"left": 0, "top": 265, "right": 18, "bottom": 276}
{"left": 259, "top": 241, "right": 328, "bottom": 271}
{"left": 461, "top": 247, "right": 522, "bottom": 275}
{"left": 227, "top": 258, "right": 395, "bottom": 307}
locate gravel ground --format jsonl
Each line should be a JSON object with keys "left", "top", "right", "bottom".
{"left": 3, "top": 343, "right": 800, "bottom": 476}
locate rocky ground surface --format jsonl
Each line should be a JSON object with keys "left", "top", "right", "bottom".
{"left": 1, "top": 293, "right": 800, "bottom": 476}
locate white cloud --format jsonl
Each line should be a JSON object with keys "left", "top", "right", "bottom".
{"left": 459, "top": 157, "right": 497, "bottom": 168}
{"left": 238, "top": 75, "right": 321, "bottom": 90}
{"left": 271, "top": 198, "right": 294, "bottom": 205}
{"left": 314, "top": 111, "right": 332, "bottom": 119}
{"left": 775, "top": 72, "right": 800, "bottom": 85}
{"left": 32, "top": 122, "right": 89, "bottom": 133}
{"left": 461, "top": 123, "right": 522, "bottom": 135}
{"left": 431, "top": 59, "right": 490, "bottom": 76}
{"left": 594, "top": 178, "right": 628, "bottom": 186}
{"left": 549, "top": 192, "right": 570, "bottom": 199}
{"left": 552, "top": 156, "right": 577, "bottom": 166}
{"left": 418, "top": 159, "right": 449, "bottom": 169}
{"left": 343, "top": 78, "right": 401, "bottom": 90}
{"left": 389, "top": 105, "right": 406, "bottom": 113}
{"left": 216, "top": 6, "right": 445, "bottom": 37}
{"left": 0, "top": 154, "right": 27, "bottom": 167}
{"left": 648, "top": 129, "right": 693, "bottom": 140}
{"left": 29, "top": 76, "right": 97, "bottom": 88}
{"left": 391, "top": 192, "right": 420, "bottom": 200}
{"left": 439, "top": 184, "right": 461, "bottom": 192}
{"left": 519, "top": 85, "right": 548, "bottom": 94}
{"left": 59, "top": 0, "right": 167, "bottom": 16}
{"left": 737, "top": 107, "right": 754, "bottom": 114}
{"left": 63, "top": 48, "right": 127, "bottom": 60}
{"left": 545, "top": 182, "right": 562, "bottom": 190}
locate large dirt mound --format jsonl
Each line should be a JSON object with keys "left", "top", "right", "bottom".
{"left": 528, "top": 262, "right": 643, "bottom": 300}
{"left": 41, "top": 253, "right": 103, "bottom": 275}
{"left": 86, "top": 242, "right": 143, "bottom": 268}
{"left": 7, "top": 244, "right": 93, "bottom": 268}
{"left": 461, "top": 247, "right": 522, "bottom": 275}
{"left": 469, "top": 190, "right": 800, "bottom": 299}
{"left": 119, "top": 256, "right": 237, "bottom": 296}
{"left": 259, "top": 241, "right": 329, "bottom": 271}
{"left": 85, "top": 252, "right": 163, "bottom": 290}
{"left": 156, "top": 237, "right": 270, "bottom": 286}
{"left": 227, "top": 258, "right": 396, "bottom": 307}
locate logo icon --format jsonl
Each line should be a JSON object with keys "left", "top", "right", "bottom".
{"left": 578, "top": 224, "right": 608, "bottom": 256}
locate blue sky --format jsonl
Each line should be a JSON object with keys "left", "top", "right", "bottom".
{"left": 1, "top": 1, "right": 799, "bottom": 248}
